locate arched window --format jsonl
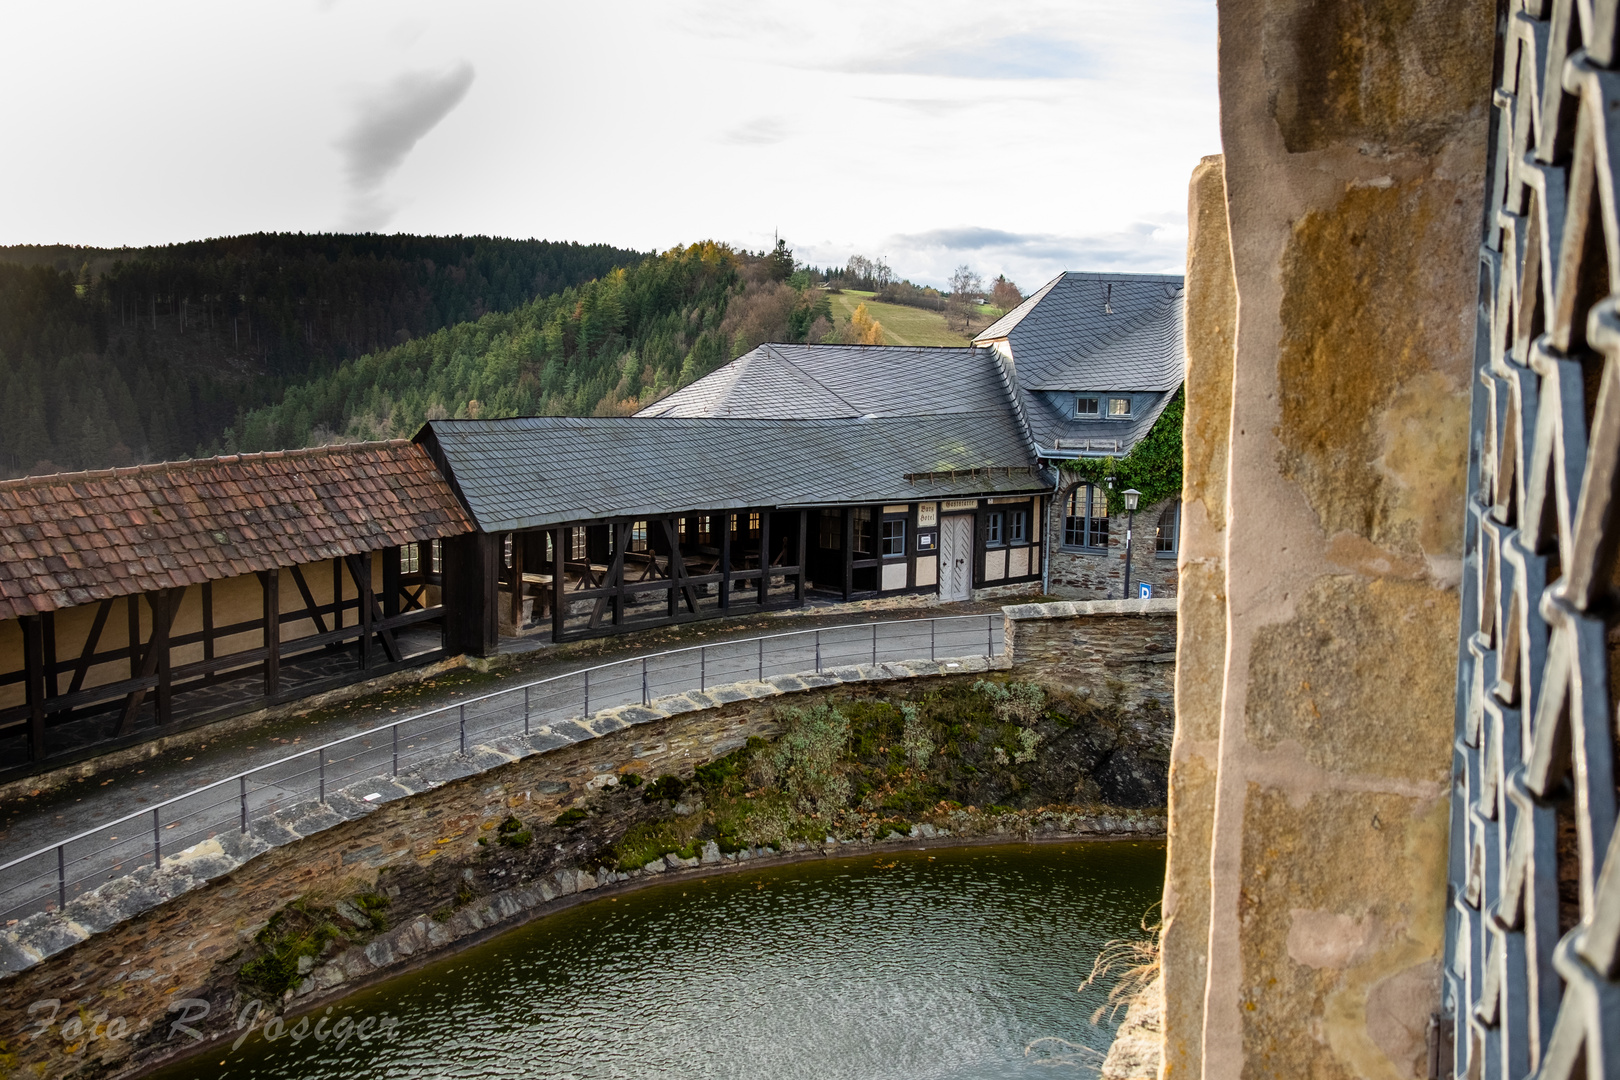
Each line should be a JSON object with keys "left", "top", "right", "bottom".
{"left": 1063, "top": 484, "right": 1109, "bottom": 549}
{"left": 1155, "top": 500, "right": 1180, "bottom": 555}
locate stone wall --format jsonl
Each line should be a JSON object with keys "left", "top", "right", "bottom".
{"left": 1045, "top": 492, "right": 1180, "bottom": 601}
{"left": 1159, "top": 153, "right": 1234, "bottom": 1080}
{"left": 1163, "top": 3, "right": 1495, "bottom": 1078}
{"left": 1002, "top": 599, "right": 1177, "bottom": 710}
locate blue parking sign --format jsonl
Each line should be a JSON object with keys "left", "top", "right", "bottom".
{"left": 1139, "top": 582, "right": 1152, "bottom": 599}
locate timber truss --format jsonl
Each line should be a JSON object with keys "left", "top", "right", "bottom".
{"left": 0, "top": 548, "right": 444, "bottom": 775}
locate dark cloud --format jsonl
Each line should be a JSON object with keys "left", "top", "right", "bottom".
{"left": 722, "top": 116, "right": 790, "bottom": 146}
{"left": 846, "top": 33, "right": 1097, "bottom": 80}
{"left": 337, "top": 62, "right": 475, "bottom": 229}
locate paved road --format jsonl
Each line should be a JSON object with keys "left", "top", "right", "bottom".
{"left": 0, "top": 605, "right": 1006, "bottom": 922}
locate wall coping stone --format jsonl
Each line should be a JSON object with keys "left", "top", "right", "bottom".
{"left": 1002, "top": 598, "right": 1178, "bottom": 620}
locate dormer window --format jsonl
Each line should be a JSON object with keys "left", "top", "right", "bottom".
{"left": 1108, "top": 397, "right": 1132, "bottom": 417}
{"left": 1076, "top": 395, "right": 1099, "bottom": 417}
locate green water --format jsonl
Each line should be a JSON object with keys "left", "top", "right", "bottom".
{"left": 155, "top": 840, "right": 1164, "bottom": 1080}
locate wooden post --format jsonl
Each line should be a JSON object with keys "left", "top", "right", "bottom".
{"left": 719, "top": 511, "right": 732, "bottom": 610}
{"left": 359, "top": 550, "right": 374, "bottom": 670}
{"left": 154, "top": 589, "right": 174, "bottom": 724}
{"left": 201, "top": 580, "right": 215, "bottom": 662}
{"left": 510, "top": 532, "right": 524, "bottom": 631}
{"left": 22, "top": 614, "right": 46, "bottom": 763}
{"left": 128, "top": 595, "right": 141, "bottom": 680}
{"left": 757, "top": 510, "right": 771, "bottom": 606}
{"left": 332, "top": 557, "right": 343, "bottom": 634}
{"left": 665, "top": 517, "right": 679, "bottom": 620}
{"left": 843, "top": 507, "right": 854, "bottom": 601}
{"left": 796, "top": 510, "right": 807, "bottom": 606}
{"left": 41, "top": 610, "right": 56, "bottom": 698}
{"left": 262, "top": 570, "right": 280, "bottom": 699}
{"left": 383, "top": 546, "right": 401, "bottom": 618}
{"left": 613, "top": 522, "right": 629, "bottom": 627}
{"left": 552, "top": 527, "right": 566, "bottom": 642}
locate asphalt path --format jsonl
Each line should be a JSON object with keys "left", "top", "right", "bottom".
{"left": 0, "top": 602, "right": 1012, "bottom": 922}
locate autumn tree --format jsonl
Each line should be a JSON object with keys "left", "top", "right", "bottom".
{"left": 991, "top": 274, "right": 1023, "bottom": 313}
{"left": 841, "top": 302, "right": 885, "bottom": 345}
{"left": 947, "top": 264, "right": 983, "bottom": 332}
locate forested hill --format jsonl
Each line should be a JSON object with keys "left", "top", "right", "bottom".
{"left": 228, "top": 240, "right": 830, "bottom": 452}
{"left": 0, "top": 234, "right": 645, "bottom": 475}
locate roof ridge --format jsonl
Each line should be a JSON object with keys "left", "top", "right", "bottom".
{"left": 0, "top": 440, "right": 417, "bottom": 491}
{"left": 1016, "top": 288, "right": 1183, "bottom": 387}
{"left": 759, "top": 343, "right": 865, "bottom": 415}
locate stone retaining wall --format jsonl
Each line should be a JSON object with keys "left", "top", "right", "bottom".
{"left": 1002, "top": 599, "right": 1177, "bottom": 710}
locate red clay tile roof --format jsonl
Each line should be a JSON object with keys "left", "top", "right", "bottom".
{"left": 0, "top": 442, "right": 473, "bottom": 620}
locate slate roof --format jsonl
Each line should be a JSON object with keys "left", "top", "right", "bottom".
{"left": 975, "top": 271, "right": 1185, "bottom": 455}
{"left": 0, "top": 443, "right": 472, "bottom": 619}
{"left": 417, "top": 415, "right": 1046, "bottom": 533}
{"left": 637, "top": 343, "right": 1010, "bottom": 419}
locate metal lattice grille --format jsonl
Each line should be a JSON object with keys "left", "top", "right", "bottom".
{"left": 1450, "top": 3, "right": 1620, "bottom": 1076}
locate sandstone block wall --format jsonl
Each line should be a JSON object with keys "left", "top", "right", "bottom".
{"left": 1165, "top": 3, "right": 1496, "bottom": 1077}
{"left": 1002, "top": 599, "right": 1177, "bottom": 710}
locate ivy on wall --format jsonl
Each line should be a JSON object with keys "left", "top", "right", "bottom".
{"left": 1058, "top": 387, "right": 1184, "bottom": 513}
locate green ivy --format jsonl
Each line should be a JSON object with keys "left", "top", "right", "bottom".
{"left": 1059, "top": 387, "right": 1184, "bottom": 512}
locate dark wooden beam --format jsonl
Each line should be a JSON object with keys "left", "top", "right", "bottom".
{"left": 510, "top": 532, "right": 524, "bottom": 630}
{"left": 552, "top": 528, "right": 566, "bottom": 643}
{"left": 719, "top": 511, "right": 732, "bottom": 610}
{"left": 332, "top": 556, "right": 343, "bottom": 633}
{"left": 796, "top": 510, "right": 807, "bottom": 606}
{"left": 22, "top": 614, "right": 45, "bottom": 762}
{"left": 843, "top": 507, "right": 854, "bottom": 601}
{"left": 660, "top": 518, "right": 700, "bottom": 614}
{"left": 201, "top": 581, "right": 215, "bottom": 662}
{"left": 41, "top": 611, "right": 57, "bottom": 698}
{"left": 359, "top": 551, "right": 374, "bottom": 669}
{"left": 262, "top": 570, "right": 281, "bottom": 698}
{"left": 127, "top": 595, "right": 140, "bottom": 680}
{"left": 441, "top": 532, "right": 500, "bottom": 658}
{"left": 287, "top": 563, "right": 330, "bottom": 636}
{"left": 67, "top": 599, "right": 114, "bottom": 695}
{"left": 154, "top": 589, "right": 174, "bottom": 724}
{"left": 757, "top": 510, "right": 771, "bottom": 606}
{"left": 118, "top": 588, "right": 180, "bottom": 734}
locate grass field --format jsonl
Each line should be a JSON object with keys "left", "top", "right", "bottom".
{"left": 824, "top": 290, "right": 1002, "bottom": 347}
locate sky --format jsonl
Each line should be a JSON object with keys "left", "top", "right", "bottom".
{"left": 0, "top": 1, "right": 1220, "bottom": 290}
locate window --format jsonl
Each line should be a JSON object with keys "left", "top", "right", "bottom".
{"left": 1108, "top": 397, "right": 1132, "bottom": 417}
{"left": 699, "top": 515, "right": 715, "bottom": 545}
{"left": 1063, "top": 485, "right": 1110, "bottom": 549}
{"left": 430, "top": 539, "right": 443, "bottom": 574}
{"left": 503, "top": 534, "right": 514, "bottom": 568}
{"left": 629, "top": 521, "right": 648, "bottom": 553}
{"left": 985, "top": 511, "right": 1005, "bottom": 546}
{"left": 819, "top": 510, "right": 842, "bottom": 549}
{"left": 679, "top": 518, "right": 689, "bottom": 540}
{"left": 748, "top": 512, "right": 761, "bottom": 537}
{"left": 401, "top": 542, "right": 420, "bottom": 574}
{"left": 881, "top": 518, "right": 906, "bottom": 557}
{"left": 853, "top": 508, "right": 875, "bottom": 555}
{"left": 1076, "top": 395, "right": 1099, "bottom": 417}
{"left": 571, "top": 528, "right": 587, "bottom": 561}
{"left": 1011, "top": 510, "right": 1027, "bottom": 544}
{"left": 1156, "top": 500, "right": 1181, "bottom": 555}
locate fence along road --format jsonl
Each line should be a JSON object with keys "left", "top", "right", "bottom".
{"left": 0, "top": 614, "right": 1002, "bottom": 928}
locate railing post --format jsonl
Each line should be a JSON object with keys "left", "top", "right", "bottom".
{"left": 642, "top": 657, "right": 649, "bottom": 706}
{"left": 931, "top": 619, "right": 936, "bottom": 661}
{"left": 816, "top": 630, "right": 821, "bottom": 673}
{"left": 758, "top": 637, "right": 764, "bottom": 681}
{"left": 392, "top": 724, "right": 399, "bottom": 776}
{"left": 872, "top": 623, "right": 878, "bottom": 667}
{"left": 700, "top": 646, "right": 706, "bottom": 692}
{"left": 584, "top": 669, "right": 590, "bottom": 716}
{"left": 57, "top": 846, "right": 65, "bottom": 912}
{"left": 524, "top": 686, "right": 531, "bottom": 736}
{"left": 240, "top": 776, "right": 248, "bottom": 833}
{"left": 152, "top": 808, "right": 161, "bottom": 868}
{"left": 459, "top": 703, "right": 467, "bottom": 755}
{"left": 319, "top": 748, "right": 326, "bottom": 804}
{"left": 987, "top": 614, "right": 993, "bottom": 657}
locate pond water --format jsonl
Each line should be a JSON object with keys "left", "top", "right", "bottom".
{"left": 153, "top": 840, "right": 1164, "bottom": 1080}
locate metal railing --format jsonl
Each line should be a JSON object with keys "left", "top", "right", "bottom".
{"left": 1448, "top": 7, "right": 1620, "bottom": 1077}
{"left": 0, "top": 614, "right": 1002, "bottom": 929}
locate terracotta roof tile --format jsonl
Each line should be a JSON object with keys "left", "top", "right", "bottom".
{"left": 0, "top": 441, "right": 472, "bottom": 619}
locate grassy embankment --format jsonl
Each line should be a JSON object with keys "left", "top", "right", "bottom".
{"left": 825, "top": 290, "right": 1002, "bottom": 347}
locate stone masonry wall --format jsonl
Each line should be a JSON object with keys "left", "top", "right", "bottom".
{"left": 1003, "top": 599, "right": 1177, "bottom": 710}
{"left": 1045, "top": 491, "right": 1180, "bottom": 601}
{"left": 1159, "top": 154, "right": 1235, "bottom": 1080}
{"left": 1174, "top": 3, "right": 1496, "bottom": 1078}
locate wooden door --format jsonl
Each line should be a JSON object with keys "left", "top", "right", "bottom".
{"left": 940, "top": 514, "right": 973, "bottom": 602}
